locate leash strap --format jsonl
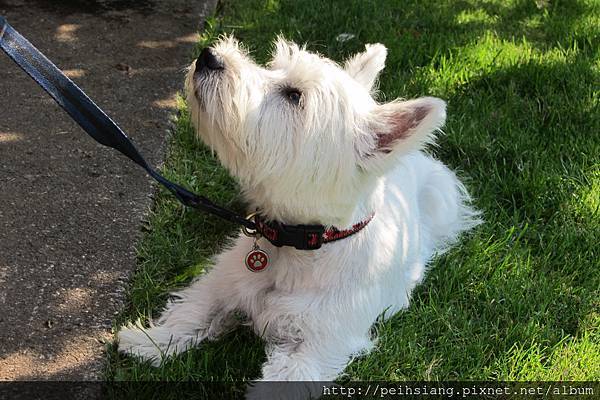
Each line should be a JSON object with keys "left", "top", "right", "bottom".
{"left": 0, "top": 16, "right": 255, "bottom": 230}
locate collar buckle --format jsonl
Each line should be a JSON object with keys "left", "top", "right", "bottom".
{"left": 255, "top": 217, "right": 326, "bottom": 250}
{"left": 274, "top": 223, "right": 325, "bottom": 250}
{"left": 297, "top": 225, "right": 326, "bottom": 250}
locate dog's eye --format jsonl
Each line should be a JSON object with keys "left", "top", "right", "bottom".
{"left": 285, "top": 88, "right": 302, "bottom": 105}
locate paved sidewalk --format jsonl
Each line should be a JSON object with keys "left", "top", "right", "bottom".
{"left": 0, "top": 0, "right": 215, "bottom": 380}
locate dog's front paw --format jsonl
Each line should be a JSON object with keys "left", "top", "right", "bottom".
{"left": 117, "top": 321, "right": 182, "bottom": 366}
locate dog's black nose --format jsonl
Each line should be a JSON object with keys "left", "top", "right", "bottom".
{"left": 196, "top": 48, "right": 224, "bottom": 72}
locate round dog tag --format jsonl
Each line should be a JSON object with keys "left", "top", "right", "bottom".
{"left": 245, "top": 247, "right": 269, "bottom": 272}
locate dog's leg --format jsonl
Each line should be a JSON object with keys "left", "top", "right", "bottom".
{"left": 245, "top": 289, "right": 375, "bottom": 399}
{"left": 117, "top": 273, "right": 233, "bottom": 365}
{"left": 246, "top": 337, "right": 369, "bottom": 400}
{"left": 118, "top": 236, "right": 268, "bottom": 365}
{"left": 262, "top": 338, "right": 369, "bottom": 380}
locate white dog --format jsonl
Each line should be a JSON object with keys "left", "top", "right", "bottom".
{"left": 118, "top": 36, "right": 479, "bottom": 388}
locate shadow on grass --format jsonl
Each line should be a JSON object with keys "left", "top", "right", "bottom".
{"left": 439, "top": 52, "right": 598, "bottom": 218}
{"left": 216, "top": 0, "right": 598, "bottom": 70}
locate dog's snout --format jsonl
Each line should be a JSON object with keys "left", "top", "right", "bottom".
{"left": 196, "top": 48, "right": 224, "bottom": 72}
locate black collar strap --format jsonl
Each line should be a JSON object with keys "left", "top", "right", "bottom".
{"left": 0, "top": 16, "right": 372, "bottom": 251}
{"left": 254, "top": 213, "right": 375, "bottom": 250}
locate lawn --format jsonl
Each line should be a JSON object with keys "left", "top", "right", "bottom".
{"left": 105, "top": 0, "right": 599, "bottom": 392}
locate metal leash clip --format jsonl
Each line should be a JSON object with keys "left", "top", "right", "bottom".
{"left": 242, "top": 212, "right": 259, "bottom": 237}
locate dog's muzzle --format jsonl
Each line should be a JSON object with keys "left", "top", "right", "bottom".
{"left": 195, "top": 48, "right": 224, "bottom": 73}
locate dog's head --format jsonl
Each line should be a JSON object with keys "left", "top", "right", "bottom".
{"left": 185, "top": 36, "right": 446, "bottom": 225}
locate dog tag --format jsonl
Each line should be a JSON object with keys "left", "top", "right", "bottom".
{"left": 245, "top": 241, "right": 269, "bottom": 272}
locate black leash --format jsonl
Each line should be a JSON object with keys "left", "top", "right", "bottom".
{"left": 0, "top": 16, "right": 256, "bottom": 231}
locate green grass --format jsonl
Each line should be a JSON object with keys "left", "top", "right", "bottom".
{"left": 105, "top": 0, "right": 600, "bottom": 389}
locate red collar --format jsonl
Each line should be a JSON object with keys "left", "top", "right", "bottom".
{"left": 253, "top": 213, "right": 375, "bottom": 250}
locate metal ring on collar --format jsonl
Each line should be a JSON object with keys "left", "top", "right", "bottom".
{"left": 242, "top": 212, "right": 259, "bottom": 237}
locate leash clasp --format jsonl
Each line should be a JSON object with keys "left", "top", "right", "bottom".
{"left": 242, "top": 212, "right": 259, "bottom": 237}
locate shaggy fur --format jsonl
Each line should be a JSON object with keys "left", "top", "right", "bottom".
{"left": 118, "top": 36, "right": 480, "bottom": 395}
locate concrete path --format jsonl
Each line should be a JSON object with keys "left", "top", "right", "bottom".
{"left": 0, "top": 0, "right": 215, "bottom": 380}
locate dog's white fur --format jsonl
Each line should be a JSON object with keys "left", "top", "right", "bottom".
{"left": 118, "top": 36, "right": 479, "bottom": 387}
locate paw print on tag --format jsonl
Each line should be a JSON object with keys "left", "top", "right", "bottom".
{"left": 245, "top": 249, "right": 269, "bottom": 272}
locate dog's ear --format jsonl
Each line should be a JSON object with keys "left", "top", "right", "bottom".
{"left": 344, "top": 43, "right": 387, "bottom": 91}
{"left": 359, "top": 97, "right": 446, "bottom": 170}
